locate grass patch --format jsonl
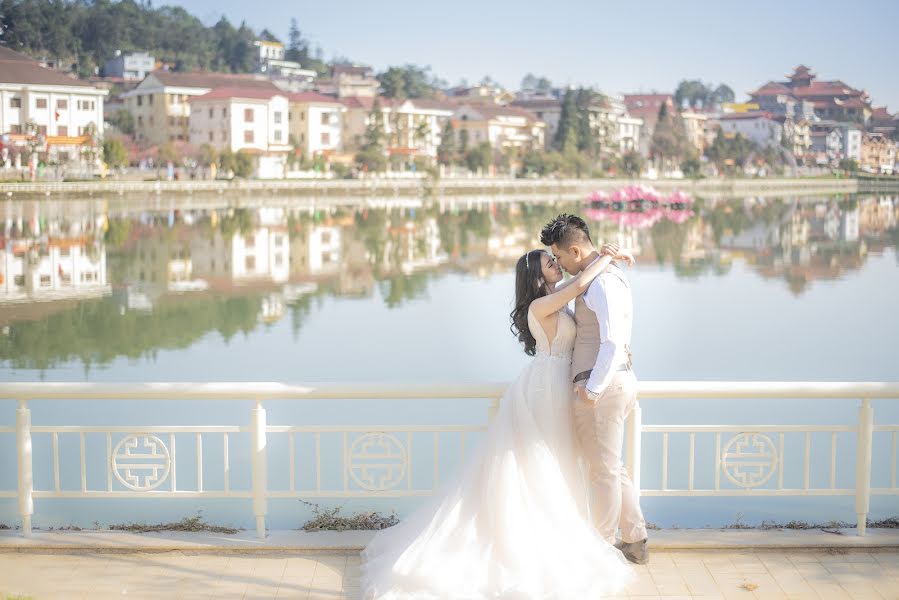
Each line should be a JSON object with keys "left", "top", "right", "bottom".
{"left": 108, "top": 512, "right": 239, "bottom": 535}
{"left": 299, "top": 500, "right": 399, "bottom": 532}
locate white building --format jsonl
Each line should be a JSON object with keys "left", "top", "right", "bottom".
{"left": 254, "top": 40, "right": 285, "bottom": 63}
{"left": 341, "top": 97, "right": 456, "bottom": 158}
{"left": 288, "top": 92, "right": 345, "bottom": 158}
{"left": 122, "top": 71, "right": 279, "bottom": 146}
{"left": 840, "top": 124, "right": 863, "bottom": 163}
{"left": 0, "top": 47, "right": 107, "bottom": 167}
{"left": 717, "top": 111, "right": 784, "bottom": 148}
{"left": 314, "top": 64, "right": 379, "bottom": 99}
{"left": 188, "top": 87, "right": 291, "bottom": 178}
{"left": 451, "top": 104, "right": 545, "bottom": 151}
{"left": 103, "top": 51, "right": 155, "bottom": 81}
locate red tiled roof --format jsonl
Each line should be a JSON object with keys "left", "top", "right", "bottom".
{"left": 287, "top": 92, "right": 342, "bottom": 104}
{"left": 460, "top": 104, "right": 540, "bottom": 122}
{"left": 190, "top": 87, "right": 285, "bottom": 101}
{"left": 149, "top": 70, "right": 279, "bottom": 91}
{"left": 750, "top": 81, "right": 792, "bottom": 96}
{"left": 623, "top": 94, "right": 673, "bottom": 117}
{"left": 719, "top": 111, "right": 777, "bottom": 121}
{"left": 0, "top": 46, "right": 98, "bottom": 88}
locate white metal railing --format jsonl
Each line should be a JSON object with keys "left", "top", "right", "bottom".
{"left": 1, "top": 382, "right": 897, "bottom": 540}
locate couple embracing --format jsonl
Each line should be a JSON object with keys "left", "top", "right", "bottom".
{"left": 361, "top": 214, "right": 648, "bottom": 599}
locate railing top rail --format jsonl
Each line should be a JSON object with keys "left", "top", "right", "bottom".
{"left": 1, "top": 381, "right": 898, "bottom": 401}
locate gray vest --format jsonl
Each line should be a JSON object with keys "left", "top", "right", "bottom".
{"left": 572, "top": 291, "right": 601, "bottom": 380}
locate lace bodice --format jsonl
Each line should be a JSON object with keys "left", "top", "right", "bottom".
{"left": 527, "top": 307, "right": 576, "bottom": 359}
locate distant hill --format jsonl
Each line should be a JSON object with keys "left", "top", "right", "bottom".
{"left": 0, "top": 0, "right": 327, "bottom": 78}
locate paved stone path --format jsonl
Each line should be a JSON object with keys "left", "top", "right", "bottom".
{"left": 1, "top": 549, "right": 897, "bottom": 599}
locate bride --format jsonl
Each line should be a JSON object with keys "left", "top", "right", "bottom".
{"left": 360, "top": 243, "right": 635, "bottom": 599}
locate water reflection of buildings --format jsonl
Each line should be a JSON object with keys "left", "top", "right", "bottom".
{"left": 1, "top": 212, "right": 110, "bottom": 311}
{"left": 191, "top": 208, "right": 290, "bottom": 287}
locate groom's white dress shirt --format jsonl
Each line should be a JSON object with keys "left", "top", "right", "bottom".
{"left": 583, "top": 262, "right": 633, "bottom": 397}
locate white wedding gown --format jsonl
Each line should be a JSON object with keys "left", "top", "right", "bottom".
{"left": 360, "top": 308, "right": 633, "bottom": 599}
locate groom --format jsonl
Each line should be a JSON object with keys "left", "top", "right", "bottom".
{"left": 540, "top": 214, "right": 649, "bottom": 565}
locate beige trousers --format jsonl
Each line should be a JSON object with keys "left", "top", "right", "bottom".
{"left": 573, "top": 370, "right": 648, "bottom": 545}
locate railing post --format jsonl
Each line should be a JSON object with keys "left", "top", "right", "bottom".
{"left": 487, "top": 397, "right": 500, "bottom": 422}
{"left": 16, "top": 399, "right": 33, "bottom": 537}
{"left": 250, "top": 399, "right": 267, "bottom": 539}
{"left": 626, "top": 403, "right": 642, "bottom": 495}
{"left": 855, "top": 398, "right": 874, "bottom": 536}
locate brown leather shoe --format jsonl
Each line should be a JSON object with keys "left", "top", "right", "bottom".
{"left": 616, "top": 538, "right": 649, "bottom": 564}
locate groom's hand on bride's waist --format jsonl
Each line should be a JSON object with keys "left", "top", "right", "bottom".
{"left": 574, "top": 384, "right": 597, "bottom": 406}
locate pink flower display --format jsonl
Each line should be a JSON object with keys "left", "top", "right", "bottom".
{"left": 586, "top": 186, "right": 695, "bottom": 228}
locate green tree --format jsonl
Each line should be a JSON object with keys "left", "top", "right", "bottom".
{"left": 356, "top": 99, "right": 388, "bottom": 172}
{"left": 554, "top": 89, "right": 579, "bottom": 153}
{"left": 108, "top": 109, "right": 135, "bottom": 136}
{"left": 102, "top": 138, "right": 128, "bottom": 168}
{"left": 621, "top": 150, "right": 645, "bottom": 177}
{"left": 377, "top": 64, "right": 440, "bottom": 99}
{"left": 465, "top": 141, "right": 492, "bottom": 173}
{"left": 650, "top": 102, "right": 689, "bottom": 169}
{"left": 436, "top": 120, "right": 456, "bottom": 166}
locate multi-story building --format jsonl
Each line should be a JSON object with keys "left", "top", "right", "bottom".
{"left": 341, "top": 97, "right": 456, "bottom": 159}
{"left": 0, "top": 47, "right": 107, "bottom": 167}
{"left": 680, "top": 109, "right": 708, "bottom": 155}
{"left": 840, "top": 124, "right": 863, "bottom": 163}
{"left": 509, "top": 98, "right": 561, "bottom": 148}
{"left": 860, "top": 133, "right": 897, "bottom": 174}
{"left": 810, "top": 128, "right": 843, "bottom": 165}
{"left": 123, "top": 71, "right": 280, "bottom": 146}
{"left": 717, "top": 111, "right": 784, "bottom": 148}
{"left": 102, "top": 51, "right": 155, "bottom": 81}
{"left": 187, "top": 87, "right": 291, "bottom": 178}
{"left": 314, "top": 64, "right": 379, "bottom": 99}
{"left": 749, "top": 65, "right": 871, "bottom": 123}
{"left": 447, "top": 84, "right": 515, "bottom": 106}
{"left": 451, "top": 104, "right": 545, "bottom": 152}
{"left": 288, "top": 92, "right": 345, "bottom": 158}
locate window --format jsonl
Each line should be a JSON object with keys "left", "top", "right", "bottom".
{"left": 37, "top": 125, "right": 47, "bottom": 136}
{"left": 137, "top": 116, "right": 143, "bottom": 126}
{"left": 56, "top": 99, "right": 67, "bottom": 110}
{"left": 321, "top": 132, "right": 330, "bottom": 145}
{"left": 60, "top": 246, "right": 71, "bottom": 257}
{"left": 244, "top": 108, "right": 254, "bottom": 123}
{"left": 14, "top": 274, "right": 25, "bottom": 287}
{"left": 10, "top": 97, "right": 21, "bottom": 108}
{"left": 57, "top": 126, "right": 68, "bottom": 136}
{"left": 274, "top": 130, "right": 282, "bottom": 142}
{"left": 10, "top": 124, "right": 22, "bottom": 134}
{"left": 222, "top": 108, "right": 227, "bottom": 118}
{"left": 149, "top": 116, "right": 154, "bottom": 125}
{"left": 208, "top": 131, "right": 214, "bottom": 142}
{"left": 274, "top": 254, "right": 283, "bottom": 267}
{"left": 244, "top": 130, "right": 254, "bottom": 143}
{"left": 36, "top": 98, "right": 48, "bottom": 109}
{"left": 221, "top": 131, "right": 227, "bottom": 141}
{"left": 321, "top": 232, "right": 331, "bottom": 244}
{"left": 40, "top": 274, "right": 51, "bottom": 287}
{"left": 245, "top": 256, "right": 256, "bottom": 271}
{"left": 321, "top": 112, "right": 330, "bottom": 125}
{"left": 57, "top": 151, "right": 69, "bottom": 162}
{"left": 274, "top": 236, "right": 284, "bottom": 247}
{"left": 300, "top": 111, "right": 305, "bottom": 121}
{"left": 137, "top": 96, "right": 143, "bottom": 107}
{"left": 274, "top": 111, "right": 282, "bottom": 124}
{"left": 208, "top": 108, "right": 213, "bottom": 118}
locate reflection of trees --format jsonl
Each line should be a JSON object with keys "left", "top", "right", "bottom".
{"left": 219, "top": 208, "right": 256, "bottom": 240}
{"left": 379, "top": 271, "right": 430, "bottom": 309}
{"left": 649, "top": 219, "right": 688, "bottom": 265}
{"left": 0, "top": 295, "right": 261, "bottom": 370}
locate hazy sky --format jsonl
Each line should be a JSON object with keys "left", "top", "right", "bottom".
{"left": 173, "top": 0, "right": 899, "bottom": 111}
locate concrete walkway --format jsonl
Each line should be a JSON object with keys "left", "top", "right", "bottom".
{"left": 1, "top": 529, "right": 898, "bottom": 599}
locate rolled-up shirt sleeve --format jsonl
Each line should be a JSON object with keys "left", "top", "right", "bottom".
{"left": 584, "top": 273, "right": 626, "bottom": 396}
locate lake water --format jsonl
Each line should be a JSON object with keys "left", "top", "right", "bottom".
{"left": 1, "top": 190, "right": 898, "bottom": 530}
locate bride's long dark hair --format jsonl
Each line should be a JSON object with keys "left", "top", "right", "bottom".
{"left": 510, "top": 249, "right": 549, "bottom": 356}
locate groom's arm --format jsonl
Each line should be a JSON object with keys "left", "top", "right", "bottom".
{"left": 583, "top": 272, "right": 627, "bottom": 397}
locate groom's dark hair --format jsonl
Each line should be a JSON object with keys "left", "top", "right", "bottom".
{"left": 540, "top": 213, "right": 593, "bottom": 249}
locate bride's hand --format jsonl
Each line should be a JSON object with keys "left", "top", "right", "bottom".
{"left": 600, "top": 242, "right": 620, "bottom": 257}
{"left": 615, "top": 250, "right": 636, "bottom": 266}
